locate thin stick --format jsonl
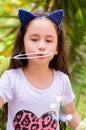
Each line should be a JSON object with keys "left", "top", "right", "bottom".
{"left": 12, "top": 52, "right": 53, "bottom": 59}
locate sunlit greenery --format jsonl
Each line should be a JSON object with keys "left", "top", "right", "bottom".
{"left": 0, "top": 0, "right": 86, "bottom": 129}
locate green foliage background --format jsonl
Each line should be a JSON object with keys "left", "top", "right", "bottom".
{"left": 0, "top": 0, "right": 86, "bottom": 129}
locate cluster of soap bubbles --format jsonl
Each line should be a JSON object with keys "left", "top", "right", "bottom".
{"left": 50, "top": 95, "right": 73, "bottom": 122}
{"left": 49, "top": 113, "right": 73, "bottom": 122}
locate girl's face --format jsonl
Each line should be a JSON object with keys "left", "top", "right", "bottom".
{"left": 24, "top": 18, "right": 58, "bottom": 65}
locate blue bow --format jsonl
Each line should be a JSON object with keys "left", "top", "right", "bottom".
{"left": 18, "top": 9, "right": 64, "bottom": 31}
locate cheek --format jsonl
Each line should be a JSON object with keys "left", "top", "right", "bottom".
{"left": 24, "top": 37, "right": 33, "bottom": 52}
{"left": 24, "top": 46, "right": 35, "bottom": 54}
{"left": 51, "top": 43, "right": 58, "bottom": 55}
{"left": 24, "top": 41, "right": 36, "bottom": 53}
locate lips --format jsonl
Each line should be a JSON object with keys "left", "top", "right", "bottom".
{"left": 37, "top": 52, "right": 52, "bottom": 56}
{"left": 36, "top": 54, "right": 45, "bottom": 56}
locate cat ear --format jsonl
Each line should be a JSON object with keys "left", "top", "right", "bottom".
{"left": 18, "top": 9, "right": 36, "bottom": 27}
{"left": 47, "top": 9, "right": 64, "bottom": 31}
{"left": 18, "top": 9, "right": 64, "bottom": 31}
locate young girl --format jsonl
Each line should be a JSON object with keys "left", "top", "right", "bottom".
{"left": 0, "top": 9, "right": 83, "bottom": 130}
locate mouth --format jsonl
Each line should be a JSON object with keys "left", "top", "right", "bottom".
{"left": 13, "top": 52, "right": 53, "bottom": 59}
{"left": 36, "top": 52, "right": 52, "bottom": 57}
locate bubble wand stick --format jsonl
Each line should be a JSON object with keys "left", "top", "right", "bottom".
{"left": 0, "top": 52, "right": 53, "bottom": 64}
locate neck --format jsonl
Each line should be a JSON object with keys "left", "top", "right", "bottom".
{"left": 22, "top": 62, "right": 53, "bottom": 90}
{"left": 23, "top": 62, "right": 52, "bottom": 78}
{"left": 26, "top": 64, "right": 50, "bottom": 74}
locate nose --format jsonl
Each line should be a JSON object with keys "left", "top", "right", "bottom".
{"left": 38, "top": 40, "right": 45, "bottom": 51}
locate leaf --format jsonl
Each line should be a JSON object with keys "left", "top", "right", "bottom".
{"left": 75, "top": 9, "right": 84, "bottom": 26}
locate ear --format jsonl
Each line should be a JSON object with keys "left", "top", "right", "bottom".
{"left": 47, "top": 9, "right": 64, "bottom": 31}
{"left": 18, "top": 9, "right": 36, "bottom": 26}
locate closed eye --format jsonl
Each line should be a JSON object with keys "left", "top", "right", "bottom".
{"left": 31, "top": 38, "right": 38, "bottom": 41}
{"left": 46, "top": 40, "right": 53, "bottom": 43}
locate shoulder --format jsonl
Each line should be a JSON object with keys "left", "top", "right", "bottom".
{"left": 54, "top": 70, "right": 71, "bottom": 89}
{"left": 54, "top": 70, "right": 69, "bottom": 80}
{"left": 0, "top": 68, "right": 22, "bottom": 81}
{"left": 4, "top": 68, "right": 21, "bottom": 75}
{"left": 54, "top": 70, "right": 75, "bottom": 99}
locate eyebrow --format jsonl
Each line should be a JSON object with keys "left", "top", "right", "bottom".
{"left": 30, "top": 34, "right": 55, "bottom": 38}
{"left": 30, "top": 34, "right": 38, "bottom": 37}
{"left": 46, "top": 35, "right": 55, "bottom": 38}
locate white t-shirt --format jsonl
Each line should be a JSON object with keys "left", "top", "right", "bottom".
{"left": 0, "top": 68, "right": 75, "bottom": 130}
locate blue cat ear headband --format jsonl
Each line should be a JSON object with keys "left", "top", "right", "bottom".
{"left": 18, "top": 9, "right": 64, "bottom": 32}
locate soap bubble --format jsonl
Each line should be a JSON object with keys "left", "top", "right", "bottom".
{"left": 66, "top": 114, "right": 73, "bottom": 122}
{"left": 50, "top": 102, "right": 57, "bottom": 109}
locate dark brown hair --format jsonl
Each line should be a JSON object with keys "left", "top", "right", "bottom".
{"left": 0, "top": 17, "right": 69, "bottom": 130}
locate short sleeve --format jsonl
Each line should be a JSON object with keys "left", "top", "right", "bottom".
{"left": 0, "top": 71, "right": 14, "bottom": 104}
{"left": 61, "top": 75, "right": 75, "bottom": 106}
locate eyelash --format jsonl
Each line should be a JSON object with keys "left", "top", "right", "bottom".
{"left": 31, "top": 39, "right": 38, "bottom": 41}
{"left": 46, "top": 40, "right": 53, "bottom": 43}
{"left": 30, "top": 39, "right": 53, "bottom": 43}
